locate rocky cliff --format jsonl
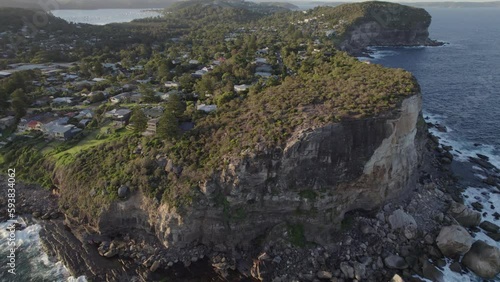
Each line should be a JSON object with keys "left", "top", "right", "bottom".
{"left": 332, "top": 2, "right": 441, "bottom": 54}
{"left": 92, "top": 94, "right": 425, "bottom": 252}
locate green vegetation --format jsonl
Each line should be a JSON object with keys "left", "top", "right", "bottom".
{"left": 287, "top": 223, "right": 306, "bottom": 247}
{"left": 0, "top": 1, "right": 424, "bottom": 220}
{"left": 299, "top": 189, "right": 318, "bottom": 201}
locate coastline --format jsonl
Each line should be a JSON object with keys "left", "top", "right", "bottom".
{"left": 1, "top": 126, "right": 486, "bottom": 281}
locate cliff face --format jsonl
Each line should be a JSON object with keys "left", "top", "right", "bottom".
{"left": 340, "top": 20, "right": 433, "bottom": 53}
{"left": 334, "top": 2, "right": 439, "bottom": 54}
{"left": 93, "top": 94, "right": 425, "bottom": 250}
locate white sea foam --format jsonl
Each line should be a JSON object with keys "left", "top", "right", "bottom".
{"left": 424, "top": 111, "right": 500, "bottom": 168}
{"left": 0, "top": 221, "right": 87, "bottom": 281}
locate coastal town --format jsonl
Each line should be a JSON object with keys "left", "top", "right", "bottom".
{"left": 0, "top": 5, "right": 350, "bottom": 152}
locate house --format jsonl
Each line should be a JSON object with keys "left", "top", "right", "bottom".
{"left": 26, "top": 120, "right": 44, "bottom": 131}
{"left": 46, "top": 124, "right": 81, "bottom": 140}
{"left": 105, "top": 108, "right": 132, "bottom": 121}
{"left": 160, "top": 90, "right": 182, "bottom": 101}
{"left": 164, "top": 81, "right": 180, "bottom": 88}
{"left": 254, "top": 57, "right": 268, "bottom": 64}
{"left": 143, "top": 107, "right": 163, "bottom": 119}
{"left": 79, "top": 119, "right": 91, "bottom": 127}
{"left": 33, "top": 97, "right": 51, "bottom": 107}
{"left": 0, "top": 71, "right": 12, "bottom": 78}
{"left": 256, "top": 47, "right": 269, "bottom": 55}
{"left": 196, "top": 104, "right": 217, "bottom": 113}
{"left": 52, "top": 97, "right": 74, "bottom": 106}
{"left": 192, "top": 69, "right": 208, "bottom": 77}
{"left": 75, "top": 109, "right": 93, "bottom": 120}
{"left": 0, "top": 116, "right": 15, "bottom": 130}
{"left": 136, "top": 78, "right": 151, "bottom": 84}
{"left": 110, "top": 92, "right": 142, "bottom": 104}
{"left": 256, "top": 64, "right": 273, "bottom": 73}
{"left": 255, "top": 72, "right": 272, "bottom": 77}
{"left": 63, "top": 74, "right": 79, "bottom": 81}
{"left": 234, "top": 84, "right": 251, "bottom": 92}
{"left": 144, "top": 118, "right": 159, "bottom": 136}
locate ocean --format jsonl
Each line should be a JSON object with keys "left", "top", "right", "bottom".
{"left": 50, "top": 9, "right": 162, "bottom": 25}
{"left": 1, "top": 7, "right": 499, "bottom": 282}
{"left": 364, "top": 7, "right": 500, "bottom": 281}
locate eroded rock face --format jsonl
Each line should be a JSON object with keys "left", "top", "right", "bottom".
{"left": 147, "top": 94, "right": 425, "bottom": 249}
{"left": 94, "top": 94, "right": 425, "bottom": 252}
{"left": 340, "top": 20, "right": 433, "bottom": 54}
{"left": 462, "top": 240, "right": 500, "bottom": 279}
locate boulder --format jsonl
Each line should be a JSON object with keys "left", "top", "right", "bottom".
{"left": 484, "top": 176, "right": 498, "bottom": 186}
{"left": 150, "top": 260, "right": 160, "bottom": 272}
{"left": 448, "top": 201, "right": 481, "bottom": 227}
{"left": 487, "top": 232, "right": 500, "bottom": 241}
{"left": 390, "top": 274, "right": 404, "bottom": 282}
{"left": 435, "top": 225, "right": 473, "bottom": 258}
{"left": 118, "top": 185, "right": 130, "bottom": 198}
{"left": 462, "top": 240, "right": 500, "bottom": 279}
{"left": 480, "top": 221, "right": 500, "bottom": 233}
{"left": 384, "top": 255, "right": 408, "bottom": 269}
{"left": 422, "top": 260, "right": 444, "bottom": 282}
{"left": 316, "top": 271, "right": 332, "bottom": 279}
{"left": 388, "top": 209, "right": 417, "bottom": 230}
{"left": 340, "top": 262, "right": 354, "bottom": 279}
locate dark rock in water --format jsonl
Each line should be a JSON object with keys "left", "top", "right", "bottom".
{"left": 487, "top": 232, "right": 500, "bottom": 242}
{"left": 474, "top": 143, "right": 482, "bottom": 147}
{"left": 449, "top": 261, "right": 462, "bottom": 273}
{"left": 426, "top": 122, "right": 434, "bottom": 127}
{"left": 442, "top": 151, "right": 454, "bottom": 160}
{"left": 384, "top": 255, "right": 408, "bottom": 269}
{"left": 428, "top": 134, "right": 440, "bottom": 145}
{"left": 477, "top": 154, "right": 490, "bottom": 161}
{"left": 435, "top": 124, "right": 447, "bottom": 133}
{"left": 462, "top": 240, "right": 500, "bottom": 279}
{"left": 469, "top": 157, "right": 497, "bottom": 170}
{"left": 442, "top": 145, "right": 452, "bottom": 152}
{"left": 484, "top": 176, "right": 498, "bottom": 186}
{"left": 471, "top": 201, "right": 484, "bottom": 211}
{"left": 118, "top": 185, "right": 130, "bottom": 198}
{"left": 494, "top": 212, "right": 500, "bottom": 220}
{"left": 481, "top": 221, "right": 500, "bottom": 233}
{"left": 422, "top": 260, "right": 444, "bottom": 282}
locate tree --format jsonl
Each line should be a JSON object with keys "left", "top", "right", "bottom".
{"left": 165, "top": 94, "right": 185, "bottom": 118}
{"left": 140, "top": 84, "right": 159, "bottom": 103}
{"left": 11, "top": 89, "right": 29, "bottom": 118}
{"left": 130, "top": 108, "right": 147, "bottom": 133}
{"left": 157, "top": 111, "right": 179, "bottom": 140}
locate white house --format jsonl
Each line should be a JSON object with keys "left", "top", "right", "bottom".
{"left": 234, "top": 84, "right": 251, "bottom": 92}
{"left": 164, "top": 81, "right": 180, "bottom": 88}
{"left": 197, "top": 104, "right": 217, "bottom": 113}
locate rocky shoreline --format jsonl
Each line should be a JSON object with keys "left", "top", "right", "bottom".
{"left": 2, "top": 121, "right": 500, "bottom": 282}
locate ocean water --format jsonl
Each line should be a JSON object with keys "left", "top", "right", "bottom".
{"left": 0, "top": 220, "right": 86, "bottom": 282}
{"left": 365, "top": 7, "right": 500, "bottom": 281}
{"left": 51, "top": 9, "right": 161, "bottom": 25}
